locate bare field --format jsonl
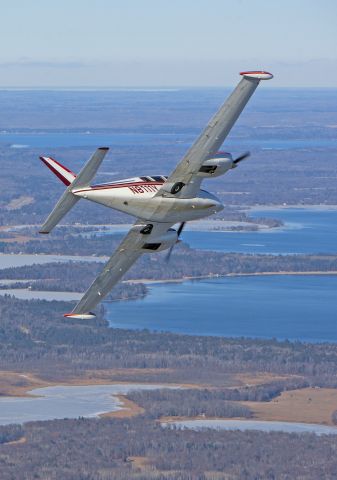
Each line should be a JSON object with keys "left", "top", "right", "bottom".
{"left": 0, "top": 369, "right": 180, "bottom": 397}
{"left": 0, "top": 371, "right": 50, "bottom": 397}
{"left": 233, "top": 372, "right": 296, "bottom": 387}
{"left": 242, "top": 387, "right": 337, "bottom": 425}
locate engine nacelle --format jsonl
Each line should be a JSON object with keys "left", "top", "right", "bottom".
{"left": 197, "top": 153, "right": 234, "bottom": 178}
{"left": 142, "top": 228, "right": 178, "bottom": 252}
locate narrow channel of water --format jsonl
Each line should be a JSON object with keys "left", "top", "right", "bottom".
{"left": 165, "top": 419, "right": 337, "bottom": 436}
{"left": 0, "top": 253, "right": 105, "bottom": 270}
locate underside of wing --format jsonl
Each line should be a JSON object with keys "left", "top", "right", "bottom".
{"left": 64, "top": 220, "right": 173, "bottom": 318}
{"left": 156, "top": 71, "right": 272, "bottom": 199}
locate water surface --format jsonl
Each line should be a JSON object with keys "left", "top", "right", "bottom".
{"left": 0, "top": 253, "right": 105, "bottom": 269}
{"left": 0, "top": 384, "right": 177, "bottom": 426}
{"left": 0, "top": 288, "right": 81, "bottom": 301}
{"left": 106, "top": 275, "right": 337, "bottom": 342}
{"left": 167, "top": 419, "right": 337, "bottom": 436}
{"left": 182, "top": 208, "right": 337, "bottom": 254}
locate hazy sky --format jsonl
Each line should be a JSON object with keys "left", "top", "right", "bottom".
{"left": 1, "top": 0, "right": 337, "bottom": 87}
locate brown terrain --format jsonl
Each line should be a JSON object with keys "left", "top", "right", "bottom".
{"left": 100, "top": 395, "right": 145, "bottom": 418}
{"left": 1, "top": 370, "right": 337, "bottom": 425}
{"left": 241, "top": 387, "right": 337, "bottom": 426}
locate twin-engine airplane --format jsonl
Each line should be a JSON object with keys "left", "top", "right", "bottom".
{"left": 40, "top": 70, "right": 273, "bottom": 319}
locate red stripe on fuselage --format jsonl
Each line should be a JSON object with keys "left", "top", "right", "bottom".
{"left": 76, "top": 181, "right": 164, "bottom": 193}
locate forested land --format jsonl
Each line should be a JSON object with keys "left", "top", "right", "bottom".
{"left": 1, "top": 416, "right": 337, "bottom": 479}
{"left": 127, "top": 376, "right": 308, "bottom": 418}
{"left": 1, "top": 294, "right": 337, "bottom": 386}
{"left": 2, "top": 249, "right": 337, "bottom": 296}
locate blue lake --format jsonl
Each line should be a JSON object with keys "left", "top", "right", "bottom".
{"left": 2, "top": 208, "right": 337, "bottom": 343}
{"left": 167, "top": 419, "right": 337, "bottom": 436}
{"left": 183, "top": 208, "right": 337, "bottom": 254}
{"left": 106, "top": 275, "right": 337, "bottom": 343}
{"left": 0, "top": 384, "right": 177, "bottom": 426}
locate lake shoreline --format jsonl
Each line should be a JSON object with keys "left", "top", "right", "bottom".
{"left": 122, "top": 271, "right": 337, "bottom": 288}
{"left": 246, "top": 204, "right": 337, "bottom": 212}
{"left": 126, "top": 271, "right": 337, "bottom": 286}
{"left": 2, "top": 270, "right": 337, "bottom": 303}
{"left": 0, "top": 370, "right": 185, "bottom": 399}
{"left": 2, "top": 371, "right": 337, "bottom": 430}
{"left": 100, "top": 394, "right": 145, "bottom": 418}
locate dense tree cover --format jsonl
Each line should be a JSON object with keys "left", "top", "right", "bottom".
{"left": 2, "top": 250, "right": 337, "bottom": 293}
{"left": 128, "top": 378, "right": 308, "bottom": 418}
{"left": 0, "top": 416, "right": 337, "bottom": 479}
{"left": 129, "top": 389, "right": 252, "bottom": 419}
{"left": 0, "top": 270, "right": 147, "bottom": 302}
{"left": 1, "top": 295, "right": 337, "bottom": 387}
{"left": 0, "top": 424, "right": 23, "bottom": 445}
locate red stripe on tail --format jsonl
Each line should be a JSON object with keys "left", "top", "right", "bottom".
{"left": 40, "top": 157, "right": 71, "bottom": 186}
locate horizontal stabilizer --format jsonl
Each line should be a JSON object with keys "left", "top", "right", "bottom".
{"left": 71, "top": 147, "right": 109, "bottom": 189}
{"left": 39, "top": 187, "right": 79, "bottom": 234}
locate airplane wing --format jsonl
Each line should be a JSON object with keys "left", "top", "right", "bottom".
{"left": 156, "top": 71, "right": 273, "bottom": 198}
{"left": 64, "top": 221, "right": 172, "bottom": 318}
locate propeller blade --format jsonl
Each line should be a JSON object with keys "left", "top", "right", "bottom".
{"left": 165, "top": 246, "right": 174, "bottom": 263}
{"left": 165, "top": 222, "right": 186, "bottom": 262}
{"left": 233, "top": 151, "right": 250, "bottom": 165}
{"left": 177, "top": 221, "right": 186, "bottom": 237}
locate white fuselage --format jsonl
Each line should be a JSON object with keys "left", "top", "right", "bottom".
{"left": 73, "top": 175, "right": 224, "bottom": 223}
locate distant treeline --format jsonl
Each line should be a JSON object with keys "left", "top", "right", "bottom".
{"left": 129, "top": 389, "right": 252, "bottom": 419}
{"left": 0, "top": 415, "right": 337, "bottom": 479}
{"left": 2, "top": 251, "right": 337, "bottom": 294}
{"left": 128, "top": 378, "right": 308, "bottom": 418}
{"left": 0, "top": 263, "right": 148, "bottom": 301}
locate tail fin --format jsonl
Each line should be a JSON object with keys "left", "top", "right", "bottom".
{"left": 39, "top": 147, "right": 109, "bottom": 234}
